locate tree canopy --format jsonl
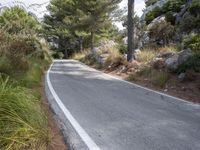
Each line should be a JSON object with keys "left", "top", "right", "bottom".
{"left": 43, "top": 0, "right": 122, "bottom": 57}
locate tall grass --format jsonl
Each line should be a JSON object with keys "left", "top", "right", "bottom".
{"left": 128, "top": 66, "right": 169, "bottom": 88}
{"left": 0, "top": 77, "right": 51, "bottom": 150}
{"left": 136, "top": 50, "right": 157, "bottom": 62}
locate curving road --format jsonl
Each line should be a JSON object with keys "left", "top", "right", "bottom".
{"left": 46, "top": 59, "right": 200, "bottom": 150}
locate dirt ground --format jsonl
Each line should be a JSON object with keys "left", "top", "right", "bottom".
{"left": 104, "top": 70, "right": 200, "bottom": 104}
{"left": 41, "top": 81, "right": 67, "bottom": 150}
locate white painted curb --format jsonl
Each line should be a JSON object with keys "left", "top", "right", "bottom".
{"left": 47, "top": 62, "right": 101, "bottom": 150}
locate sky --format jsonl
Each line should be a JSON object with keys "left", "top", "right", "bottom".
{"left": 1, "top": 0, "right": 145, "bottom": 29}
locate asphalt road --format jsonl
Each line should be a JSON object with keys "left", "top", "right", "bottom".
{"left": 46, "top": 59, "right": 200, "bottom": 150}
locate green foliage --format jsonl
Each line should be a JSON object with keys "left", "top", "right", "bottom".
{"left": 163, "top": 0, "right": 186, "bottom": 13}
{"left": 44, "top": 0, "right": 122, "bottom": 55}
{"left": 0, "top": 7, "right": 39, "bottom": 34}
{"left": 52, "top": 51, "right": 65, "bottom": 59}
{"left": 145, "top": 0, "right": 187, "bottom": 25}
{"left": 179, "top": 13, "right": 200, "bottom": 33}
{"left": 0, "top": 77, "right": 50, "bottom": 150}
{"left": 177, "top": 0, "right": 200, "bottom": 33}
{"left": 149, "top": 21, "right": 175, "bottom": 45}
{"left": 118, "top": 44, "right": 127, "bottom": 54}
{"left": 183, "top": 33, "right": 200, "bottom": 51}
{"left": 145, "top": 0, "right": 158, "bottom": 7}
{"left": 189, "top": 0, "right": 200, "bottom": 17}
{"left": 0, "top": 30, "right": 43, "bottom": 74}
{"left": 145, "top": 12, "right": 155, "bottom": 25}
{"left": 177, "top": 52, "right": 200, "bottom": 73}
{"left": 0, "top": 6, "right": 52, "bottom": 149}
{"left": 165, "top": 11, "right": 176, "bottom": 25}
{"left": 145, "top": 6, "right": 163, "bottom": 24}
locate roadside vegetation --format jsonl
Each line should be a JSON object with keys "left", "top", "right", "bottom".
{"left": 1, "top": 0, "right": 199, "bottom": 148}
{"left": 70, "top": 0, "right": 200, "bottom": 102}
{"left": 0, "top": 6, "right": 54, "bottom": 149}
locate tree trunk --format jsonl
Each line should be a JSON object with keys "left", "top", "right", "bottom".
{"left": 90, "top": 31, "right": 94, "bottom": 52}
{"left": 127, "top": 0, "right": 135, "bottom": 62}
{"left": 64, "top": 49, "right": 68, "bottom": 59}
{"left": 79, "top": 36, "right": 83, "bottom": 52}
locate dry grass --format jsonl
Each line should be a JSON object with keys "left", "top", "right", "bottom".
{"left": 136, "top": 49, "right": 158, "bottom": 63}
{"left": 157, "top": 45, "right": 179, "bottom": 53}
{"left": 128, "top": 66, "right": 169, "bottom": 88}
{"left": 72, "top": 50, "right": 90, "bottom": 61}
{"left": 104, "top": 46, "right": 127, "bottom": 67}
{"left": 136, "top": 45, "right": 178, "bottom": 63}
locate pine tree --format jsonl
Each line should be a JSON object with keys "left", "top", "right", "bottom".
{"left": 127, "top": 0, "right": 135, "bottom": 62}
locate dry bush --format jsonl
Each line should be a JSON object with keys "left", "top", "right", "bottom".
{"left": 136, "top": 49, "right": 158, "bottom": 63}
{"left": 104, "top": 46, "right": 127, "bottom": 68}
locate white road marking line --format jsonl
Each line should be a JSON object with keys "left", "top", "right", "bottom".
{"left": 47, "top": 62, "right": 101, "bottom": 150}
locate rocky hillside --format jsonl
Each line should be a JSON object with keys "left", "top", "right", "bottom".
{"left": 140, "top": 0, "right": 200, "bottom": 47}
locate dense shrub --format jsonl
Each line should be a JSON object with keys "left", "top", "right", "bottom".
{"left": 183, "top": 33, "right": 200, "bottom": 51}
{"left": 0, "top": 32, "right": 43, "bottom": 74}
{"left": 177, "top": 52, "right": 200, "bottom": 73}
{"left": 145, "top": 0, "right": 188, "bottom": 25}
{"left": 163, "top": 0, "right": 186, "bottom": 13}
{"left": 0, "top": 6, "right": 52, "bottom": 150}
{"left": 118, "top": 44, "right": 127, "bottom": 54}
{"left": 189, "top": 0, "right": 200, "bottom": 17}
{"left": 165, "top": 11, "right": 176, "bottom": 25}
{"left": 145, "top": 12, "right": 155, "bottom": 25}
{"left": 149, "top": 21, "right": 175, "bottom": 45}
{"left": 179, "top": 14, "right": 198, "bottom": 33}
{"left": 145, "top": 6, "right": 163, "bottom": 24}
{"left": 0, "top": 77, "right": 50, "bottom": 150}
{"left": 145, "top": 0, "right": 158, "bottom": 7}
{"left": 0, "top": 7, "right": 39, "bottom": 34}
{"left": 52, "top": 51, "right": 64, "bottom": 59}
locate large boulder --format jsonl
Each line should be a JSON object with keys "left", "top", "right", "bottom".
{"left": 165, "top": 54, "right": 179, "bottom": 70}
{"left": 165, "top": 49, "right": 193, "bottom": 71}
{"left": 141, "top": 0, "right": 168, "bottom": 22}
{"left": 92, "top": 40, "right": 116, "bottom": 64}
{"left": 178, "top": 48, "right": 193, "bottom": 65}
{"left": 147, "top": 15, "right": 166, "bottom": 30}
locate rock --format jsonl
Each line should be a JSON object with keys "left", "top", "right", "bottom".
{"left": 158, "top": 52, "right": 175, "bottom": 59}
{"left": 140, "top": 31, "right": 151, "bottom": 47}
{"left": 123, "top": 54, "right": 127, "bottom": 59}
{"left": 118, "top": 66, "right": 127, "bottom": 73}
{"left": 165, "top": 49, "right": 193, "bottom": 71}
{"left": 165, "top": 54, "right": 179, "bottom": 70}
{"left": 92, "top": 47, "right": 99, "bottom": 55}
{"left": 177, "top": 48, "right": 193, "bottom": 65}
{"left": 147, "top": 15, "right": 166, "bottom": 30}
{"left": 92, "top": 40, "right": 117, "bottom": 64}
{"left": 141, "top": 0, "right": 168, "bottom": 22}
{"left": 122, "top": 37, "right": 128, "bottom": 45}
{"left": 164, "top": 89, "right": 168, "bottom": 92}
{"left": 178, "top": 73, "right": 186, "bottom": 81}
{"left": 135, "top": 49, "right": 141, "bottom": 55}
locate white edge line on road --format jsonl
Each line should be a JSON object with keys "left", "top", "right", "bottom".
{"left": 47, "top": 62, "right": 101, "bottom": 150}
